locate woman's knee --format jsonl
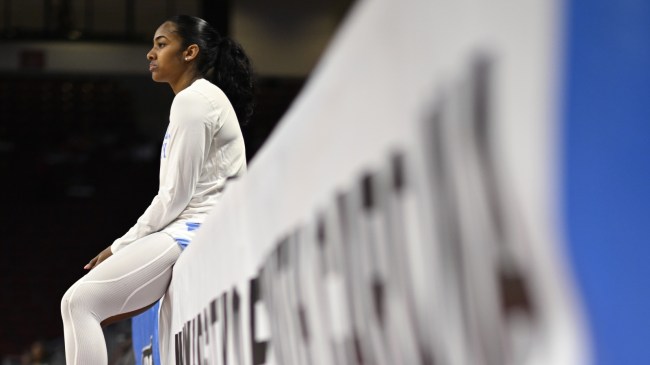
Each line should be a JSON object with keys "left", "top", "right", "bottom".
{"left": 60, "top": 282, "right": 94, "bottom": 320}
{"left": 61, "top": 286, "right": 74, "bottom": 320}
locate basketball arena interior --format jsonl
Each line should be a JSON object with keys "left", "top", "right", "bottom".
{"left": 0, "top": 0, "right": 648, "bottom": 364}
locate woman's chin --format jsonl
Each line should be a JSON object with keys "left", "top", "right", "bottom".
{"left": 150, "top": 73, "right": 165, "bottom": 83}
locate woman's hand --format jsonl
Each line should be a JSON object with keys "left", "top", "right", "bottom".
{"left": 84, "top": 246, "right": 114, "bottom": 270}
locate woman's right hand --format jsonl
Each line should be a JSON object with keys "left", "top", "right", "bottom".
{"left": 84, "top": 246, "right": 114, "bottom": 270}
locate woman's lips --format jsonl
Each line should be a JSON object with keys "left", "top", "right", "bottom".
{"left": 149, "top": 63, "right": 157, "bottom": 72}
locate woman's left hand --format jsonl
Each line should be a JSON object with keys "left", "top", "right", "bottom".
{"left": 84, "top": 246, "right": 113, "bottom": 270}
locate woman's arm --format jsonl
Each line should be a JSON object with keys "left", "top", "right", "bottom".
{"left": 110, "top": 90, "right": 213, "bottom": 253}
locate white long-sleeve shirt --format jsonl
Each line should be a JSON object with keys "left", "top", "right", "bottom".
{"left": 111, "top": 78, "right": 246, "bottom": 253}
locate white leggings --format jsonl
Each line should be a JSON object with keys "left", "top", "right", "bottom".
{"left": 61, "top": 232, "right": 182, "bottom": 365}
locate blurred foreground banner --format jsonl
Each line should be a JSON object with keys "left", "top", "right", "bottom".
{"left": 130, "top": 0, "right": 619, "bottom": 363}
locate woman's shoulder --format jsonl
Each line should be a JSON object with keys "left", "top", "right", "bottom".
{"left": 181, "top": 79, "right": 228, "bottom": 104}
{"left": 172, "top": 80, "right": 211, "bottom": 107}
{"left": 170, "top": 79, "right": 232, "bottom": 124}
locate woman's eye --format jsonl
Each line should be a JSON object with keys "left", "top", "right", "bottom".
{"left": 158, "top": 43, "right": 166, "bottom": 48}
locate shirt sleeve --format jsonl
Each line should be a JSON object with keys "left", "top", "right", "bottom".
{"left": 111, "top": 90, "right": 213, "bottom": 253}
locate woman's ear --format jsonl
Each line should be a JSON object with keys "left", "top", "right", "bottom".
{"left": 183, "top": 44, "right": 200, "bottom": 62}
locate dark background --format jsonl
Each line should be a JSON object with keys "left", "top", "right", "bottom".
{"left": 0, "top": 0, "right": 353, "bottom": 357}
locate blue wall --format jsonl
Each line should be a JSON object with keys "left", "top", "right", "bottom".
{"left": 563, "top": 0, "right": 650, "bottom": 363}
{"left": 131, "top": 302, "right": 162, "bottom": 365}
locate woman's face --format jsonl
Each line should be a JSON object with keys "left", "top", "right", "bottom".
{"left": 147, "top": 22, "right": 186, "bottom": 84}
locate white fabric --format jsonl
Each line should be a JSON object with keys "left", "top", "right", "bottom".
{"left": 111, "top": 78, "right": 247, "bottom": 252}
{"left": 61, "top": 232, "right": 182, "bottom": 365}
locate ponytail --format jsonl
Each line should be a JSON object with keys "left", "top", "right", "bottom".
{"left": 168, "top": 15, "right": 255, "bottom": 125}
{"left": 210, "top": 37, "right": 255, "bottom": 125}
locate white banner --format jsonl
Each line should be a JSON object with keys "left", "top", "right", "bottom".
{"left": 158, "top": 0, "right": 590, "bottom": 364}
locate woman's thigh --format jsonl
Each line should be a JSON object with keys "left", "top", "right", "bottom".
{"left": 65, "top": 232, "right": 181, "bottom": 320}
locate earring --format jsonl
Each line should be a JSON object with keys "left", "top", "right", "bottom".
{"left": 185, "top": 57, "right": 189, "bottom": 61}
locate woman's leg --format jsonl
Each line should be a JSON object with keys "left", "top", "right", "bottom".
{"left": 61, "top": 232, "right": 181, "bottom": 365}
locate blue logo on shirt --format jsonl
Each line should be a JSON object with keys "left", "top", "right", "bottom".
{"left": 161, "top": 132, "right": 171, "bottom": 159}
{"left": 186, "top": 222, "right": 201, "bottom": 231}
{"left": 175, "top": 238, "right": 190, "bottom": 249}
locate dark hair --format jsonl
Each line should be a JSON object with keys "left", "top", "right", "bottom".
{"left": 167, "top": 15, "right": 254, "bottom": 125}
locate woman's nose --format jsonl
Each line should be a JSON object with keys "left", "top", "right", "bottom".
{"left": 147, "top": 50, "right": 155, "bottom": 60}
